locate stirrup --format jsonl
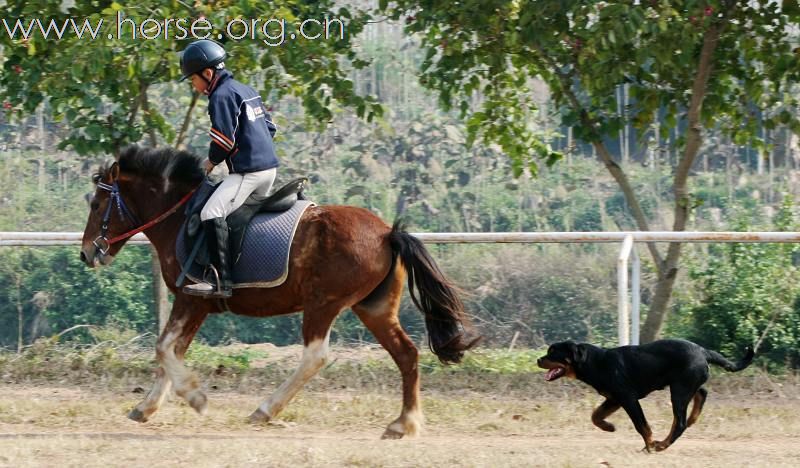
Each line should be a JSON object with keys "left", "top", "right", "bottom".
{"left": 182, "top": 265, "right": 232, "bottom": 298}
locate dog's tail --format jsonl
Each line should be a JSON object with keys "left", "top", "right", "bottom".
{"left": 703, "top": 346, "right": 755, "bottom": 372}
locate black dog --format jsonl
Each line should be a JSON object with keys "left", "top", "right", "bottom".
{"left": 537, "top": 339, "right": 754, "bottom": 452}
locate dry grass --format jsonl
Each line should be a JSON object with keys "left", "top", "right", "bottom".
{"left": 0, "top": 343, "right": 799, "bottom": 467}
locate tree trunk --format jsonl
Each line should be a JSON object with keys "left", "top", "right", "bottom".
{"left": 640, "top": 19, "right": 725, "bottom": 342}
{"left": 623, "top": 84, "right": 630, "bottom": 164}
{"left": 140, "top": 83, "right": 171, "bottom": 334}
{"left": 37, "top": 103, "right": 46, "bottom": 192}
{"left": 15, "top": 277, "right": 23, "bottom": 353}
{"left": 140, "top": 83, "right": 158, "bottom": 147}
{"left": 567, "top": 126, "right": 573, "bottom": 165}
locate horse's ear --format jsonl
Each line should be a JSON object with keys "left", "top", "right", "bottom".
{"left": 109, "top": 162, "right": 120, "bottom": 181}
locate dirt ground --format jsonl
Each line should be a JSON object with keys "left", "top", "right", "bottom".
{"left": 0, "top": 379, "right": 798, "bottom": 468}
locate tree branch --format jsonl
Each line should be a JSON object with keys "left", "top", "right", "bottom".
{"left": 140, "top": 82, "right": 158, "bottom": 147}
{"left": 531, "top": 44, "right": 665, "bottom": 268}
{"left": 175, "top": 91, "right": 200, "bottom": 149}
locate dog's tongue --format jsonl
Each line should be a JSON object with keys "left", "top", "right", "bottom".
{"left": 545, "top": 368, "right": 561, "bottom": 381}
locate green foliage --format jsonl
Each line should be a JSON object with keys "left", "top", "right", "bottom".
{"left": 670, "top": 199, "right": 800, "bottom": 368}
{"left": 386, "top": 0, "right": 800, "bottom": 178}
{"left": 0, "top": 0, "right": 379, "bottom": 155}
{"left": 420, "top": 348, "right": 545, "bottom": 375}
{"left": 0, "top": 246, "right": 155, "bottom": 348}
{"left": 198, "top": 313, "right": 303, "bottom": 346}
{"left": 185, "top": 342, "right": 268, "bottom": 373}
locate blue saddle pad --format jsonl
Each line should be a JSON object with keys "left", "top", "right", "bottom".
{"left": 176, "top": 200, "right": 314, "bottom": 288}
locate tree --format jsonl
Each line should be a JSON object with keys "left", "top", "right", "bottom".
{"left": 386, "top": 0, "right": 800, "bottom": 341}
{"left": 1, "top": 1, "right": 380, "bottom": 155}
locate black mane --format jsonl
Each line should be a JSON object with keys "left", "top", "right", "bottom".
{"left": 93, "top": 145, "right": 204, "bottom": 185}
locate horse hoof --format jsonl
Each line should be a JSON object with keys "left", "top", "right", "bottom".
{"left": 128, "top": 408, "right": 149, "bottom": 423}
{"left": 248, "top": 409, "right": 271, "bottom": 424}
{"left": 380, "top": 428, "right": 405, "bottom": 440}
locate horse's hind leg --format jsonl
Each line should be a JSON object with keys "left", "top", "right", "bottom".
{"left": 248, "top": 303, "right": 340, "bottom": 423}
{"left": 352, "top": 264, "right": 422, "bottom": 439}
{"left": 129, "top": 296, "right": 210, "bottom": 422}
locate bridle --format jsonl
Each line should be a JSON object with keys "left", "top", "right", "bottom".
{"left": 93, "top": 180, "right": 196, "bottom": 255}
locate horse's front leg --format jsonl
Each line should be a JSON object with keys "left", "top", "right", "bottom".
{"left": 128, "top": 366, "right": 172, "bottom": 423}
{"left": 129, "top": 295, "right": 210, "bottom": 422}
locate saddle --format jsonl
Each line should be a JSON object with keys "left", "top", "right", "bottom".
{"left": 177, "top": 177, "right": 309, "bottom": 287}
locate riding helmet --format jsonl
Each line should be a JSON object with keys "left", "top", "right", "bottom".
{"left": 179, "top": 40, "right": 226, "bottom": 81}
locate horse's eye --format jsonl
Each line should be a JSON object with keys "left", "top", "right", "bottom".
{"left": 91, "top": 200, "right": 100, "bottom": 211}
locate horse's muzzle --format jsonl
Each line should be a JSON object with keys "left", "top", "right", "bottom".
{"left": 80, "top": 243, "right": 113, "bottom": 267}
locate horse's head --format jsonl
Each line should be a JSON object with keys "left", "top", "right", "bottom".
{"left": 80, "top": 145, "right": 205, "bottom": 268}
{"left": 80, "top": 161, "right": 137, "bottom": 267}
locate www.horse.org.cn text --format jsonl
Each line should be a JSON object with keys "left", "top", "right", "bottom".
{"left": 1, "top": 12, "right": 346, "bottom": 47}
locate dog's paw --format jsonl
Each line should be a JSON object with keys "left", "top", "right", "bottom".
{"left": 654, "top": 440, "right": 671, "bottom": 452}
{"left": 595, "top": 421, "right": 616, "bottom": 432}
{"left": 640, "top": 441, "right": 656, "bottom": 453}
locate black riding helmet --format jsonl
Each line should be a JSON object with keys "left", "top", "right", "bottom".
{"left": 179, "top": 39, "right": 226, "bottom": 81}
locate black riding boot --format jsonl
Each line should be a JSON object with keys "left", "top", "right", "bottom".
{"left": 183, "top": 217, "right": 233, "bottom": 298}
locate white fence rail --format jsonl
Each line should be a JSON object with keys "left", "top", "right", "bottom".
{"left": 3, "top": 231, "right": 800, "bottom": 345}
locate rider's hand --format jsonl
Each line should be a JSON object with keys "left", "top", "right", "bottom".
{"left": 204, "top": 159, "right": 215, "bottom": 174}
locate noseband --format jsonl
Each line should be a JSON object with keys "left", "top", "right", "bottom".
{"left": 93, "top": 180, "right": 197, "bottom": 255}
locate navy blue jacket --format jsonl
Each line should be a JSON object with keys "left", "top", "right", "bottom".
{"left": 206, "top": 70, "right": 279, "bottom": 174}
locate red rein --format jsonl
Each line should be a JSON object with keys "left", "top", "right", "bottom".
{"left": 106, "top": 187, "right": 197, "bottom": 245}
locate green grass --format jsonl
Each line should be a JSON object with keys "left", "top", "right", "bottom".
{"left": 0, "top": 334, "right": 793, "bottom": 398}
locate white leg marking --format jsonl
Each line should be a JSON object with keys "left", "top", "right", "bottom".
{"left": 157, "top": 325, "right": 195, "bottom": 395}
{"left": 132, "top": 369, "right": 173, "bottom": 419}
{"left": 385, "top": 407, "right": 424, "bottom": 438}
{"left": 257, "top": 331, "right": 330, "bottom": 418}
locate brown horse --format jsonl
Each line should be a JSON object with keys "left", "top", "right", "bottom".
{"left": 80, "top": 145, "right": 478, "bottom": 438}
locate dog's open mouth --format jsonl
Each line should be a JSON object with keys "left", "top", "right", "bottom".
{"left": 544, "top": 366, "right": 567, "bottom": 381}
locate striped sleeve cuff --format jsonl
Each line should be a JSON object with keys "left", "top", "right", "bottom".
{"left": 209, "top": 127, "right": 235, "bottom": 151}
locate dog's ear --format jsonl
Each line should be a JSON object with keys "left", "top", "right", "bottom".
{"left": 565, "top": 341, "right": 578, "bottom": 363}
{"left": 574, "top": 344, "right": 589, "bottom": 363}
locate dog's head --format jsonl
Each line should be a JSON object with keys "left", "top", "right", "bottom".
{"left": 537, "top": 341, "right": 589, "bottom": 382}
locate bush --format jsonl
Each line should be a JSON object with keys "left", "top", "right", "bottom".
{"left": 670, "top": 200, "right": 800, "bottom": 369}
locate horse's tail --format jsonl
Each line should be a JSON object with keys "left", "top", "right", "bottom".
{"left": 388, "top": 221, "right": 480, "bottom": 364}
{"left": 703, "top": 346, "right": 755, "bottom": 372}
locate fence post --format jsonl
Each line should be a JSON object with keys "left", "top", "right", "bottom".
{"left": 617, "top": 235, "right": 634, "bottom": 346}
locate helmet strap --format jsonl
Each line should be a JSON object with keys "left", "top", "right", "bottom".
{"left": 201, "top": 68, "right": 221, "bottom": 96}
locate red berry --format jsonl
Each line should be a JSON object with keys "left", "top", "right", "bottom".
{"left": 704, "top": 6, "right": 713, "bottom": 16}
{"left": 2, "top": 102, "right": 12, "bottom": 109}
{"left": 12, "top": 65, "right": 22, "bottom": 74}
